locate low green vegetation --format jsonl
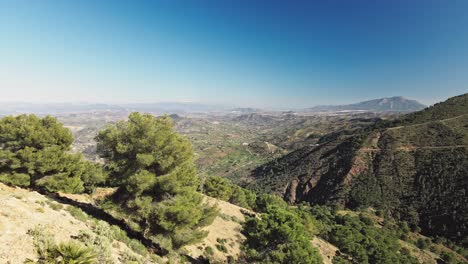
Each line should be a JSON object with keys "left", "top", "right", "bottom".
{"left": 309, "top": 206, "right": 427, "bottom": 264}
{"left": 46, "top": 200, "right": 64, "bottom": 211}
{"left": 26, "top": 225, "right": 96, "bottom": 264}
{"left": 250, "top": 94, "right": 468, "bottom": 244}
{"left": 241, "top": 196, "right": 322, "bottom": 264}
{"left": 65, "top": 206, "right": 88, "bottom": 222}
{"left": 1, "top": 105, "right": 467, "bottom": 263}
{"left": 202, "top": 175, "right": 256, "bottom": 209}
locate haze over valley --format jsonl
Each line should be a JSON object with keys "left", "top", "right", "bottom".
{"left": 1, "top": 1, "right": 467, "bottom": 263}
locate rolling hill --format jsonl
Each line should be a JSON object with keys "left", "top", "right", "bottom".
{"left": 249, "top": 93, "right": 468, "bottom": 242}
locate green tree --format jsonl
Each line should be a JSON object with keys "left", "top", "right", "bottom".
{"left": 201, "top": 175, "right": 257, "bottom": 209}
{"left": 96, "top": 112, "right": 216, "bottom": 249}
{"left": 203, "top": 176, "right": 233, "bottom": 200}
{"left": 0, "top": 114, "right": 106, "bottom": 192}
{"left": 229, "top": 185, "right": 256, "bottom": 209}
{"left": 242, "top": 205, "right": 322, "bottom": 264}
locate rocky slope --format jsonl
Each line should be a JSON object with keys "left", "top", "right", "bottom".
{"left": 250, "top": 94, "right": 468, "bottom": 241}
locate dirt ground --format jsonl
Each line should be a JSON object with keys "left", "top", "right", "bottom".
{"left": 185, "top": 196, "right": 253, "bottom": 262}
{"left": 0, "top": 183, "right": 146, "bottom": 264}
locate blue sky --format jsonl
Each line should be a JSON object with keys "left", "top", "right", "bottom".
{"left": 1, "top": 0, "right": 467, "bottom": 107}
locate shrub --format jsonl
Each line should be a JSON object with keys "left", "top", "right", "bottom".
{"left": 0, "top": 173, "right": 30, "bottom": 187}
{"left": 66, "top": 206, "right": 88, "bottom": 222}
{"left": 204, "top": 176, "right": 233, "bottom": 200}
{"left": 204, "top": 246, "right": 214, "bottom": 256}
{"left": 46, "top": 201, "right": 64, "bottom": 211}
{"left": 127, "top": 239, "right": 148, "bottom": 257}
{"left": 216, "top": 243, "right": 228, "bottom": 253}
{"left": 202, "top": 175, "right": 257, "bottom": 209}
{"left": 108, "top": 225, "right": 147, "bottom": 257}
{"left": 26, "top": 225, "right": 96, "bottom": 264}
{"left": 242, "top": 205, "right": 322, "bottom": 264}
{"left": 27, "top": 225, "right": 55, "bottom": 259}
{"left": 326, "top": 214, "right": 419, "bottom": 264}
{"left": 254, "top": 193, "right": 288, "bottom": 213}
{"left": 55, "top": 241, "right": 96, "bottom": 264}
{"left": 416, "top": 238, "right": 431, "bottom": 250}
{"left": 440, "top": 251, "right": 456, "bottom": 263}
{"left": 359, "top": 213, "right": 374, "bottom": 225}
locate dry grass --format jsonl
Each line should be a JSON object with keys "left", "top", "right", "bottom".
{"left": 184, "top": 196, "right": 254, "bottom": 262}
{"left": 0, "top": 183, "right": 153, "bottom": 263}
{"left": 311, "top": 237, "right": 338, "bottom": 264}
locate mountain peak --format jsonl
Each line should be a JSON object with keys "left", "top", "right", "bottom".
{"left": 307, "top": 96, "right": 426, "bottom": 113}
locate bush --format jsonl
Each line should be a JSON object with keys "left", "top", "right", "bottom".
{"left": 326, "top": 214, "right": 419, "bottom": 264}
{"left": 359, "top": 213, "right": 374, "bottom": 225}
{"left": 204, "top": 246, "right": 214, "bottom": 256}
{"left": 204, "top": 176, "right": 233, "bottom": 200}
{"left": 254, "top": 193, "right": 288, "bottom": 213}
{"left": 27, "top": 225, "right": 55, "bottom": 259}
{"left": 440, "top": 251, "right": 456, "bottom": 263}
{"left": 66, "top": 206, "right": 88, "bottom": 222}
{"left": 54, "top": 242, "right": 96, "bottom": 264}
{"left": 416, "top": 238, "right": 431, "bottom": 250}
{"left": 26, "top": 225, "right": 96, "bottom": 264}
{"left": 127, "top": 239, "right": 148, "bottom": 257}
{"left": 229, "top": 186, "right": 256, "bottom": 209}
{"left": 202, "top": 175, "right": 257, "bottom": 209}
{"left": 0, "top": 173, "right": 30, "bottom": 187}
{"left": 242, "top": 205, "right": 322, "bottom": 264}
{"left": 46, "top": 201, "right": 64, "bottom": 211}
{"left": 216, "top": 243, "right": 228, "bottom": 253}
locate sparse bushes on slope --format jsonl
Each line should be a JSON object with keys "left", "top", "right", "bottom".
{"left": 241, "top": 204, "right": 323, "bottom": 264}
{"left": 250, "top": 94, "right": 468, "bottom": 243}
{"left": 305, "top": 206, "right": 420, "bottom": 264}
{"left": 66, "top": 206, "right": 89, "bottom": 222}
{"left": 26, "top": 225, "right": 96, "bottom": 264}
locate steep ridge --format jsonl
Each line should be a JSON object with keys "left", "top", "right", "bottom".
{"left": 249, "top": 94, "right": 468, "bottom": 241}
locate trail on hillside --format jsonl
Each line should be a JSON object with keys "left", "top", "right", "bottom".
{"left": 358, "top": 145, "right": 468, "bottom": 153}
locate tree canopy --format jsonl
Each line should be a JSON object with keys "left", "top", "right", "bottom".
{"left": 96, "top": 112, "right": 217, "bottom": 249}
{"left": 0, "top": 114, "right": 106, "bottom": 193}
{"left": 242, "top": 205, "right": 323, "bottom": 264}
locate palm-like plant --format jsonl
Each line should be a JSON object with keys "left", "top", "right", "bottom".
{"left": 25, "top": 241, "right": 96, "bottom": 264}
{"left": 54, "top": 242, "right": 96, "bottom": 264}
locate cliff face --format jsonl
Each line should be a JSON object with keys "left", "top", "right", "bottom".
{"left": 250, "top": 94, "right": 468, "bottom": 241}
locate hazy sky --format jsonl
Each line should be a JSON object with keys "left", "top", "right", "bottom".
{"left": 1, "top": 1, "right": 467, "bottom": 107}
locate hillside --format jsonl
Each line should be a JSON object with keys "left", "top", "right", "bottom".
{"left": 307, "top": 96, "right": 426, "bottom": 113}
{"left": 249, "top": 94, "right": 468, "bottom": 242}
{"left": 0, "top": 183, "right": 157, "bottom": 263}
{"left": 1, "top": 98, "right": 466, "bottom": 263}
{"left": 3, "top": 183, "right": 466, "bottom": 264}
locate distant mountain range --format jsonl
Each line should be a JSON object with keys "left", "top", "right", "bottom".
{"left": 306, "top": 96, "right": 426, "bottom": 113}
{"left": 0, "top": 102, "right": 229, "bottom": 115}
{"left": 0, "top": 96, "right": 425, "bottom": 115}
